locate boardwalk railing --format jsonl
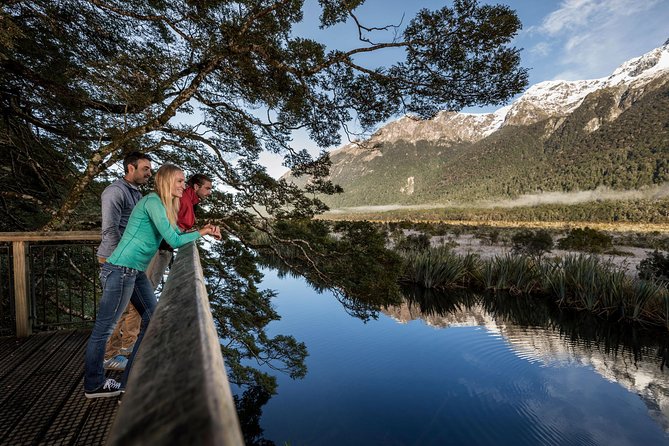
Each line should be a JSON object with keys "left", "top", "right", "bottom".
{"left": 108, "top": 241, "right": 244, "bottom": 445}
{"left": 0, "top": 231, "right": 101, "bottom": 337}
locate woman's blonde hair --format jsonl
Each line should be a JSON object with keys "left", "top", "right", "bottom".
{"left": 154, "top": 164, "right": 182, "bottom": 226}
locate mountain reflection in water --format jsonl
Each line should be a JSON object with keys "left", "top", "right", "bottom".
{"left": 389, "top": 287, "right": 669, "bottom": 432}
{"left": 244, "top": 264, "right": 669, "bottom": 445}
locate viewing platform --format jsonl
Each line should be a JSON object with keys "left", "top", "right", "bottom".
{"left": 0, "top": 329, "right": 118, "bottom": 445}
{"left": 0, "top": 234, "right": 243, "bottom": 445}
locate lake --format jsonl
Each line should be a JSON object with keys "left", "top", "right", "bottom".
{"left": 235, "top": 268, "right": 669, "bottom": 446}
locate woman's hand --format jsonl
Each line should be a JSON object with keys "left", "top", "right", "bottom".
{"left": 199, "top": 223, "right": 222, "bottom": 240}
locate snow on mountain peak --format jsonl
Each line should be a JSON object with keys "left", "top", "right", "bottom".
{"left": 333, "top": 42, "right": 669, "bottom": 148}
{"left": 513, "top": 78, "right": 604, "bottom": 113}
{"left": 498, "top": 43, "right": 669, "bottom": 127}
{"left": 606, "top": 45, "right": 669, "bottom": 86}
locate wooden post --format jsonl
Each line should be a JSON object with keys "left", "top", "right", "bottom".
{"left": 13, "top": 241, "right": 31, "bottom": 337}
{"left": 0, "top": 231, "right": 100, "bottom": 337}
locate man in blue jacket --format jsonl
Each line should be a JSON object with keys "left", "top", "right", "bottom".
{"left": 97, "top": 151, "right": 152, "bottom": 371}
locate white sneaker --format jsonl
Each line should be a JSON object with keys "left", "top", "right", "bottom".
{"left": 103, "top": 355, "right": 128, "bottom": 371}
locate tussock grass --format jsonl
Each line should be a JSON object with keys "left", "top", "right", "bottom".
{"left": 399, "top": 246, "right": 479, "bottom": 290}
{"left": 398, "top": 247, "right": 669, "bottom": 329}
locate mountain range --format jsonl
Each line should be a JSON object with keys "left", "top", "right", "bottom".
{"left": 287, "top": 40, "right": 669, "bottom": 219}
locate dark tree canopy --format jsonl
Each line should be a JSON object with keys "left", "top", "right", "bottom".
{"left": 0, "top": 0, "right": 528, "bottom": 405}
{"left": 0, "top": 0, "right": 527, "bottom": 231}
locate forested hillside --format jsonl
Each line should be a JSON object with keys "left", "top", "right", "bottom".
{"left": 317, "top": 74, "right": 669, "bottom": 217}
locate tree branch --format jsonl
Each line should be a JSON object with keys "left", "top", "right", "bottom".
{"left": 86, "top": 0, "right": 194, "bottom": 42}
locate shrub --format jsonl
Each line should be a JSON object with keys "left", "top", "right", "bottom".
{"left": 557, "top": 227, "right": 612, "bottom": 253}
{"left": 637, "top": 250, "right": 669, "bottom": 283}
{"left": 511, "top": 229, "right": 553, "bottom": 256}
{"left": 395, "top": 233, "right": 431, "bottom": 252}
{"left": 481, "top": 254, "right": 542, "bottom": 294}
{"left": 477, "top": 228, "right": 501, "bottom": 246}
{"left": 400, "top": 246, "right": 476, "bottom": 289}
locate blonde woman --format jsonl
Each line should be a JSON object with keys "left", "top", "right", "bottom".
{"left": 84, "top": 164, "right": 221, "bottom": 398}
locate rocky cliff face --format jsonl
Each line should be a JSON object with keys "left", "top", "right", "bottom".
{"left": 352, "top": 42, "right": 669, "bottom": 146}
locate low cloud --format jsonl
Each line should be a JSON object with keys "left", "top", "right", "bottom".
{"left": 489, "top": 184, "right": 669, "bottom": 208}
{"left": 329, "top": 184, "right": 669, "bottom": 214}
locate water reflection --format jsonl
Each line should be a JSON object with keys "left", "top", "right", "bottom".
{"left": 259, "top": 252, "right": 402, "bottom": 322}
{"left": 388, "top": 286, "right": 669, "bottom": 433}
{"left": 238, "top": 256, "right": 669, "bottom": 444}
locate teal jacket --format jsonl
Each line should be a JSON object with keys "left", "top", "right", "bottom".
{"left": 107, "top": 193, "right": 201, "bottom": 271}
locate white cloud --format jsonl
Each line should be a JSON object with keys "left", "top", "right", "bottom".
{"left": 536, "top": 0, "right": 668, "bottom": 80}
{"left": 529, "top": 42, "right": 551, "bottom": 57}
{"left": 539, "top": 0, "right": 660, "bottom": 36}
{"left": 539, "top": 0, "right": 600, "bottom": 35}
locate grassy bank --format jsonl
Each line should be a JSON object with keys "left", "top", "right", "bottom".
{"left": 398, "top": 246, "right": 669, "bottom": 329}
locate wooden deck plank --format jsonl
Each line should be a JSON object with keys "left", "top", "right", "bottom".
{"left": 0, "top": 331, "right": 82, "bottom": 443}
{"left": 0, "top": 331, "right": 73, "bottom": 404}
{"left": 74, "top": 393, "right": 120, "bottom": 446}
{"left": 0, "top": 332, "right": 53, "bottom": 381}
{"left": 3, "top": 331, "right": 88, "bottom": 446}
{"left": 5, "top": 333, "right": 86, "bottom": 446}
{"left": 0, "top": 330, "right": 118, "bottom": 446}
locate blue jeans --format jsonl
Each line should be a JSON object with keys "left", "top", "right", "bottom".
{"left": 84, "top": 263, "right": 156, "bottom": 392}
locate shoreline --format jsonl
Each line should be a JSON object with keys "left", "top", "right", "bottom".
{"left": 320, "top": 216, "right": 669, "bottom": 234}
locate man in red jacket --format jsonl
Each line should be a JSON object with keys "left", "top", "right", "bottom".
{"left": 177, "top": 173, "right": 213, "bottom": 231}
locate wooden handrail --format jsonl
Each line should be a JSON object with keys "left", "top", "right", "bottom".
{"left": 0, "top": 231, "right": 100, "bottom": 242}
{"left": 108, "top": 242, "right": 244, "bottom": 445}
{"left": 1, "top": 231, "right": 101, "bottom": 336}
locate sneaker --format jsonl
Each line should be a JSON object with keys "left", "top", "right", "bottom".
{"left": 85, "top": 379, "right": 122, "bottom": 399}
{"left": 103, "top": 355, "right": 128, "bottom": 371}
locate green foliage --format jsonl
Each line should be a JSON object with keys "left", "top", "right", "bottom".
{"left": 481, "top": 254, "right": 542, "bottom": 294}
{"left": 399, "top": 245, "right": 479, "bottom": 289}
{"left": 393, "top": 241, "right": 669, "bottom": 327}
{"left": 0, "top": 0, "right": 527, "bottom": 230}
{"left": 511, "top": 229, "right": 553, "bottom": 256}
{"left": 541, "top": 255, "right": 625, "bottom": 312}
{"left": 557, "top": 227, "right": 613, "bottom": 253}
{"left": 394, "top": 233, "right": 431, "bottom": 252}
{"left": 637, "top": 250, "right": 669, "bottom": 284}
{"left": 326, "top": 198, "right": 669, "bottom": 224}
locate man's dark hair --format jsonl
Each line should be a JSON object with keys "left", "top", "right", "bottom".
{"left": 123, "top": 151, "right": 152, "bottom": 173}
{"left": 187, "top": 173, "right": 212, "bottom": 187}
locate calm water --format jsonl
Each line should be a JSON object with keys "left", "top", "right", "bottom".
{"left": 237, "top": 269, "right": 669, "bottom": 446}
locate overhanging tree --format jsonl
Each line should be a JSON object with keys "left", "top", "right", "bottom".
{"left": 1, "top": 0, "right": 527, "bottom": 231}
{"left": 0, "top": 0, "right": 528, "bottom": 403}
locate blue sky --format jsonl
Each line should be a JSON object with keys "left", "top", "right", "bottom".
{"left": 258, "top": 0, "right": 669, "bottom": 177}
